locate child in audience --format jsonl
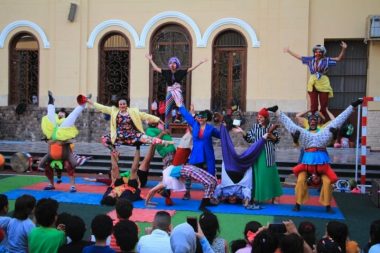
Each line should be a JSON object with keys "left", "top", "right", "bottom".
{"left": 83, "top": 214, "right": 115, "bottom": 253}
{"left": 28, "top": 198, "right": 66, "bottom": 253}
{"left": 325, "top": 221, "right": 360, "bottom": 253}
{"left": 0, "top": 194, "right": 9, "bottom": 252}
{"left": 199, "top": 211, "right": 228, "bottom": 253}
{"left": 0, "top": 194, "right": 36, "bottom": 253}
{"left": 58, "top": 215, "right": 93, "bottom": 253}
{"left": 235, "top": 221, "right": 262, "bottom": 253}
{"left": 298, "top": 221, "right": 317, "bottom": 251}
{"left": 109, "top": 199, "right": 134, "bottom": 252}
{"left": 113, "top": 220, "right": 139, "bottom": 253}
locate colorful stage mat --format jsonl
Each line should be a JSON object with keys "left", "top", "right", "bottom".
{"left": 1, "top": 175, "right": 344, "bottom": 220}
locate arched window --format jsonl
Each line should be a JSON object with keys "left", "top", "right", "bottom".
{"left": 9, "top": 32, "right": 39, "bottom": 106}
{"left": 212, "top": 29, "right": 247, "bottom": 112}
{"left": 98, "top": 32, "right": 130, "bottom": 105}
{"left": 149, "top": 23, "right": 192, "bottom": 109}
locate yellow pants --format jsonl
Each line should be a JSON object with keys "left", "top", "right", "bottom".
{"left": 295, "top": 171, "right": 333, "bottom": 206}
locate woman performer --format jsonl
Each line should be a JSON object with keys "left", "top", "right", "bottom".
{"left": 146, "top": 54, "right": 207, "bottom": 129}
{"left": 233, "top": 106, "right": 283, "bottom": 206}
{"left": 284, "top": 41, "right": 347, "bottom": 121}
{"left": 39, "top": 91, "right": 86, "bottom": 192}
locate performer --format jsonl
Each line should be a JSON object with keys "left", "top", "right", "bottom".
{"left": 146, "top": 54, "right": 207, "bottom": 129}
{"left": 100, "top": 147, "right": 143, "bottom": 206}
{"left": 284, "top": 41, "right": 347, "bottom": 121}
{"left": 86, "top": 98, "right": 173, "bottom": 180}
{"left": 233, "top": 106, "right": 283, "bottom": 206}
{"left": 39, "top": 91, "right": 86, "bottom": 192}
{"left": 275, "top": 98, "right": 363, "bottom": 212}
{"left": 144, "top": 164, "right": 218, "bottom": 212}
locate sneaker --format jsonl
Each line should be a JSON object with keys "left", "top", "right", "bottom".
{"left": 44, "top": 184, "right": 55, "bottom": 190}
{"left": 292, "top": 204, "right": 301, "bottom": 212}
{"left": 165, "top": 197, "right": 173, "bottom": 206}
{"left": 245, "top": 204, "right": 262, "bottom": 210}
{"left": 70, "top": 186, "right": 77, "bottom": 193}
{"left": 182, "top": 191, "right": 191, "bottom": 200}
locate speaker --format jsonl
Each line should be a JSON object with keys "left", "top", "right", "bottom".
{"left": 68, "top": 3, "right": 77, "bottom": 22}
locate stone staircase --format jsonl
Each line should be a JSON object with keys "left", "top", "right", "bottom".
{"left": 1, "top": 151, "right": 379, "bottom": 184}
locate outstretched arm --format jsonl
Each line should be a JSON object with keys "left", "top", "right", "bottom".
{"left": 331, "top": 41, "right": 347, "bottom": 61}
{"left": 283, "top": 47, "right": 302, "bottom": 60}
{"left": 145, "top": 182, "right": 165, "bottom": 207}
{"left": 146, "top": 54, "right": 162, "bottom": 73}
{"left": 188, "top": 58, "right": 208, "bottom": 72}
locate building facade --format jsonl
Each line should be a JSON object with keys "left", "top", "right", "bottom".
{"left": 0, "top": 0, "right": 380, "bottom": 148}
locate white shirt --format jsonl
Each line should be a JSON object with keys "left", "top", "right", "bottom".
{"left": 137, "top": 229, "right": 172, "bottom": 253}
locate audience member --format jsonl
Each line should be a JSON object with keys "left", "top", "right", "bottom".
{"left": 279, "top": 233, "right": 304, "bottom": 253}
{"left": 0, "top": 194, "right": 9, "bottom": 252}
{"left": 326, "top": 221, "right": 360, "bottom": 253}
{"left": 28, "top": 198, "right": 66, "bottom": 253}
{"left": 137, "top": 211, "right": 172, "bottom": 253}
{"left": 298, "top": 221, "right": 317, "bottom": 251}
{"left": 110, "top": 199, "right": 135, "bottom": 252}
{"left": 83, "top": 214, "right": 115, "bottom": 253}
{"left": 251, "top": 229, "right": 278, "bottom": 253}
{"left": 368, "top": 219, "right": 380, "bottom": 253}
{"left": 113, "top": 220, "right": 139, "bottom": 253}
{"left": 170, "top": 222, "right": 214, "bottom": 253}
{"left": 229, "top": 239, "right": 246, "bottom": 253}
{"left": 235, "top": 221, "right": 262, "bottom": 253}
{"left": 58, "top": 215, "right": 93, "bottom": 253}
{"left": 0, "top": 194, "right": 36, "bottom": 253}
{"left": 317, "top": 237, "right": 342, "bottom": 253}
{"left": 199, "top": 211, "right": 228, "bottom": 253}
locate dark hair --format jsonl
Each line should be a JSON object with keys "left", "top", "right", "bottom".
{"left": 252, "top": 230, "right": 278, "bottom": 253}
{"left": 153, "top": 211, "right": 171, "bottom": 232}
{"left": 66, "top": 215, "right": 86, "bottom": 242}
{"left": 13, "top": 194, "right": 36, "bottom": 220}
{"left": 101, "top": 195, "right": 117, "bottom": 206}
{"left": 326, "top": 221, "right": 348, "bottom": 253}
{"left": 0, "top": 194, "right": 8, "bottom": 213}
{"left": 279, "top": 233, "right": 304, "bottom": 253}
{"left": 55, "top": 212, "right": 72, "bottom": 228}
{"left": 244, "top": 221, "right": 262, "bottom": 240}
{"left": 298, "top": 221, "right": 316, "bottom": 249}
{"left": 199, "top": 211, "right": 220, "bottom": 245}
{"left": 113, "top": 220, "right": 138, "bottom": 251}
{"left": 118, "top": 98, "right": 130, "bottom": 107}
{"left": 116, "top": 198, "right": 133, "bottom": 219}
{"left": 369, "top": 219, "right": 380, "bottom": 247}
{"left": 229, "top": 239, "right": 247, "bottom": 252}
{"left": 35, "top": 198, "right": 59, "bottom": 227}
{"left": 317, "top": 237, "right": 342, "bottom": 253}
{"left": 58, "top": 108, "right": 68, "bottom": 118}
{"left": 91, "top": 214, "right": 113, "bottom": 241}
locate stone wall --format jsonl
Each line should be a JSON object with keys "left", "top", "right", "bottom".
{"left": 0, "top": 106, "right": 305, "bottom": 149}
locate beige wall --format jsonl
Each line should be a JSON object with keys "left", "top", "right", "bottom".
{"left": 0, "top": 0, "right": 379, "bottom": 111}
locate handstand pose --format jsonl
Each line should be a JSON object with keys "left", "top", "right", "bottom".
{"left": 146, "top": 54, "right": 207, "bottom": 129}
{"left": 39, "top": 91, "right": 86, "bottom": 192}
{"left": 284, "top": 42, "right": 347, "bottom": 121}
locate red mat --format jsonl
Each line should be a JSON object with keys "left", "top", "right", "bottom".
{"left": 107, "top": 208, "right": 176, "bottom": 223}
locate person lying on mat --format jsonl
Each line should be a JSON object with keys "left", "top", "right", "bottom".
{"left": 144, "top": 163, "right": 218, "bottom": 212}
{"left": 100, "top": 146, "right": 143, "bottom": 206}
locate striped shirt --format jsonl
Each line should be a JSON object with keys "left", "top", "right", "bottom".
{"left": 279, "top": 105, "right": 354, "bottom": 149}
{"left": 244, "top": 123, "right": 279, "bottom": 167}
{"left": 302, "top": 56, "right": 336, "bottom": 79}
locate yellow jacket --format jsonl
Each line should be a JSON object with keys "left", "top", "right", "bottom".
{"left": 93, "top": 102, "right": 160, "bottom": 144}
